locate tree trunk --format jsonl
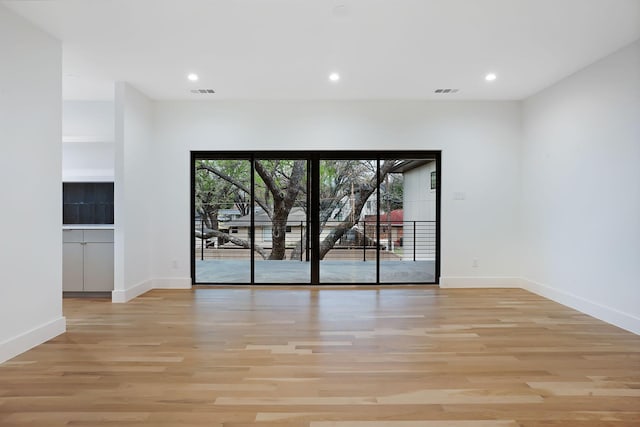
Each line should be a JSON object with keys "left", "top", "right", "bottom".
{"left": 289, "top": 229, "right": 307, "bottom": 261}
{"left": 204, "top": 207, "right": 218, "bottom": 231}
{"left": 268, "top": 206, "right": 289, "bottom": 260}
{"left": 254, "top": 160, "right": 306, "bottom": 260}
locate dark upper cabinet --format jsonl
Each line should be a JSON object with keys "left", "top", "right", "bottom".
{"left": 62, "top": 182, "right": 114, "bottom": 224}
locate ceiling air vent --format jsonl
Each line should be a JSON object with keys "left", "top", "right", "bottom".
{"left": 191, "top": 89, "right": 216, "bottom": 94}
{"left": 434, "top": 88, "right": 459, "bottom": 94}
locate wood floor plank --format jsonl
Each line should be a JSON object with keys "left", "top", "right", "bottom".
{"left": 310, "top": 422, "right": 519, "bottom": 427}
{"left": 0, "top": 287, "right": 639, "bottom": 426}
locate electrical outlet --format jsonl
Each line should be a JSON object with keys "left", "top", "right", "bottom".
{"left": 171, "top": 260, "right": 179, "bottom": 269}
{"left": 472, "top": 259, "right": 478, "bottom": 268}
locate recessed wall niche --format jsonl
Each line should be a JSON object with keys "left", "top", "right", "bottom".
{"left": 62, "top": 182, "right": 114, "bottom": 225}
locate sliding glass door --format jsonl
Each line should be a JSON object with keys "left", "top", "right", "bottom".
{"left": 193, "top": 157, "right": 252, "bottom": 283}
{"left": 378, "top": 158, "right": 437, "bottom": 283}
{"left": 192, "top": 151, "right": 439, "bottom": 285}
{"left": 318, "top": 159, "right": 377, "bottom": 283}
{"left": 253, "top": 158, "right": 310, "bottom": 283}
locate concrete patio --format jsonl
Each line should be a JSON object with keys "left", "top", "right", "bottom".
{"left": 195, "top": 259, "right": 435, "bottom": 284}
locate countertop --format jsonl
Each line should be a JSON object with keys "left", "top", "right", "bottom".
{"left": 63, "top": 225, "right": 115, "bottom": 230}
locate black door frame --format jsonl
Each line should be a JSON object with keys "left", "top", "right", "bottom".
{"left": 191, "top": 150, "right": 441, "bottom": 285}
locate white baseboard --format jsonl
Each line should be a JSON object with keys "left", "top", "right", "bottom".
{"left": 0, "top": 316, "right": 66, "bottom": 364}
{"left": 112, "top": 279, "right": 153, "bottom": 303}
{"left": 520, "top": 277, "right": 640, "bottom": 335}
{"left": 439, "top": 276, "right": 520, "bottom": 288}
{"left": 153, "top": 277, "right": 192, "bottom": 289}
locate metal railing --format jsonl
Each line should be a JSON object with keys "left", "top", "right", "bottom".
{"left": 195, "top": 218, "right": 436, "bottom": 262}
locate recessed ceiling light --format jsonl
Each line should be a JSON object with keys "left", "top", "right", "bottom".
{"left": 329, "top": 72, "right": 340, "bottom": 82}
{"left": 485, "top": 73, "right": 497, "bottom": 82}
{"left": 187, "top": 73, "right": 199, "bottom": 82}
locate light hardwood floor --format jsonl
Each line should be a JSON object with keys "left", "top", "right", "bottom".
{"left": 1, "top": 287, "right": 639, "bottom": 426}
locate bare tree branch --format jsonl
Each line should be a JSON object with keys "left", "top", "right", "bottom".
{"left": 319, "top": 160, "right": 399, "bottom": 259}
{"left": 197, "top": 164, "right": 271, "bottom": 214}
{"left": 195, "top": 229, "right": 268, "bottom": 260}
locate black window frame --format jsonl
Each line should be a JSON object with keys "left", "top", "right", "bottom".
{"left": 191, "top": 150, "right": 441, "bottom": 285}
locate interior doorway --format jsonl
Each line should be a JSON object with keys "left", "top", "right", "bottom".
{"left": 191, "top": 151, "right": 440, "bottom": 285}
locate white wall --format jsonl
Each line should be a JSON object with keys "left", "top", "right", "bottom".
{"left": 63, "top": 101, "right": 114, "bottom": 142}
{"left": 404, "top": 162, "right": 437, "bottom": 222}
{"left": 0, "top": 5, "right": 65, "bottom": 363}
{"left": 404, "top": 162, "right": 437, "bottom": 260}
{"left": 62, "top": 142, "right": 115, "bottom": 181}
{"left": 521, "top": 40, "right": 640, "bottom": 334}
{"left": 62, "top": 100, "right": 115, "bottom": 182}
{"left": 113, "top": 83, "right": 155, "bottom": 302}
{"left": 151, "top": 101, "right": 522, "bottom": 287}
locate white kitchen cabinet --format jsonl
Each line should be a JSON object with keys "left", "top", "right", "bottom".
{"left": 63, "top": 228, "right": 114, "bottom": 292}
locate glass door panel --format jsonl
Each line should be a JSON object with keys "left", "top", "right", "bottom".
{"left": 254, "top": 159, "right": 310, "bottom": 283}
{"left": 318, "top": 159, "right": 377, "bottom": 283}
{"left": 194, "top": 158, "right": 252, "bottom": 283}
{"left": 379, "top": 158, "right": 437, "bottom": 283}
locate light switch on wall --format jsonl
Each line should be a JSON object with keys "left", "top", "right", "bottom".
{"left": 453, "top": 192, "right": 466, "bottom": 200}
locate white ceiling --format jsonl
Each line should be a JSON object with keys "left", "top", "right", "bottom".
{"left": 4, "top": 0, "right": 640, "bottom": 101}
